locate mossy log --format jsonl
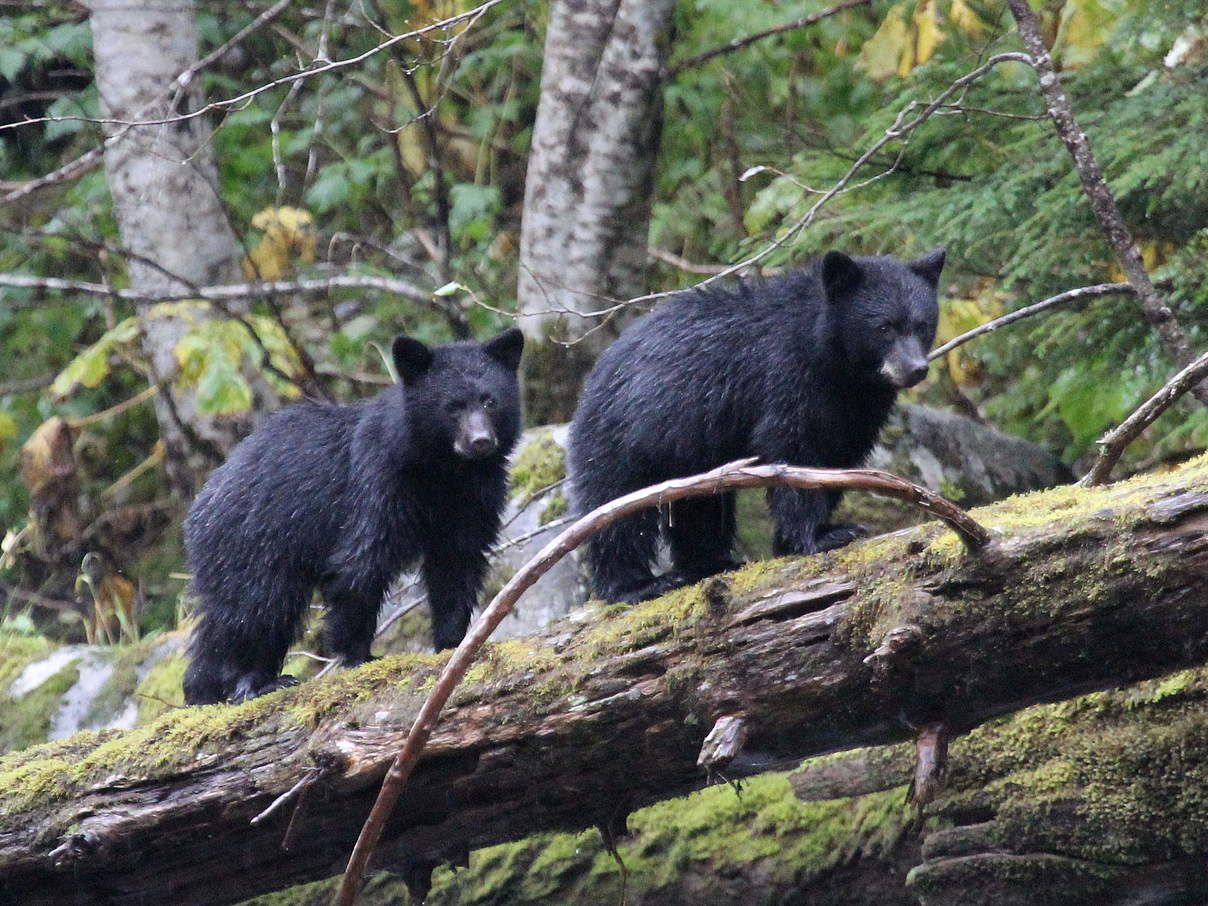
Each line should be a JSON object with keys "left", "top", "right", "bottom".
{"left": 2, "top": 457, "right": 1208, "bottom": 906}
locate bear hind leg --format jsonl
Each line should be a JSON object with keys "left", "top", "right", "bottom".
{"left": 585, "top": 508, "right": 663, "bottom": 604}
{"left": 666, "top": 493, "right": 740, "bottom": 585}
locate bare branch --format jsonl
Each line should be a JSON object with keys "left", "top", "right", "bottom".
{"left": 0, "top": 0, "right": 506, "bottom": 136}
{"left": 1080, "top": 348, "right": 1208, "bottom": 487}
{"left": 1006, "top": 0, "right": 1208, "bottom": 406}
{"left": 1, "top": 0, "right": 294, "bottom": 207}
{"left": 664, "top": 0, "right": 872, "bottom": 79}
{"left": 0, "top": 272, "right": 431, "bottom": 305}
{"left": 613, "top": 53, "right": 1033, "bottom": 318}
{"left": 332, "top": 458, "right": 989, "bottom": 904}
{"left": 928, "top": 283, "right": 1134, "bottom": 361}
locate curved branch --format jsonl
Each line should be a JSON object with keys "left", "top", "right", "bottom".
{"left": 1079, "top": 347, "right": 1208, "bottom": 487}
{"left": 928, "top": 283, "right": 1134, "bottom": 361}
{"left": 664, "top": 0, "right": 872, "bottom": 79}
{"left": 333, "top": 458, "right": 989, "bottom": 904}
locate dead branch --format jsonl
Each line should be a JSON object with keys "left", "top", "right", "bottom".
{"left": 0, "top": 0, "right": 505, "bottom": 137}
{"left": 928, "top": 283, "right": 1134, "bottom": 361}
{"left": 664, "top": 0, "right": 872, "bottom": 78}
{"left": 1006, "top": 0, "right": 1208, "bottom": 406}
{"left": 0, "top": 272, "right": 430, "bottom": 305}
{"left": 332, "top": 458, "right": 989, "bottom": 904}
{"left": 1080, "top": 347, "right": 1208, "bottom": 487}
{"left": 0, "top": 0, "right": 293, "bottom": 207}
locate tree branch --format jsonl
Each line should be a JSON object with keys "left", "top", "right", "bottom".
{"left": 928, "top": 283, "right": 1134, "bottom": 361}
{"left": 1006, "top": 0, "right": 1208, "bottom": 405}
{"left": 1080, "top": 347, "right": 1208, "bottom": 487}
{"left": 0, "top": 272, "right": 431, "bottom": 305}
{"left": 664, "top": 0, "right": 872, "bottom": 79}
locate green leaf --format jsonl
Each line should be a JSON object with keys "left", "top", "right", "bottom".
{"left": 49, "top": 316, "right": 140, "bottom": 399}
{"left": 433, "top": 281, "right": 467, "bottom": 297}
{"left": 195, "top": 353, "right": 254, "bottom": 416}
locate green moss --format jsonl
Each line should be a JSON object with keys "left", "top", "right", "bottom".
{"left": 0, "top": 658, "right": 79, "bottom": 755}
{"left": 417, "top": 773, "right": 912, "bottom": 905}
{"left": 135, "top": 650, "right": 186, "bottom": 724}
{"left": 509, "top": 430, "right": 566, "bottom": 500}
{"left": 0, "top": 633, "right": 55, "bottom": 691}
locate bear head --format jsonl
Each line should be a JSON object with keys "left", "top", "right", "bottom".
{"left": 821, "top": 248, "right": 945, "bottom": 389}
{"left": 392, "top": 327, "right": 524, "bottom": 462}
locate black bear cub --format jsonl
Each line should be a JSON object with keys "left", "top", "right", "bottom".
{"left": 568, "top": 249, "right": 944, "bottom": 604}
{"left": 183, "top": 328, "right": 524, "bottom": 705}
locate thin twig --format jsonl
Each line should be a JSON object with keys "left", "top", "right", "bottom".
{"left": 928, "top": 283, "right": 1134, "bottom": 361}
{"left": 664, "top": 0, "right": 872, "bottom": 78}
{"left": 0, "top": 0, "right": 506, "bottom": 135}
{"left": 1006, "top": 0, "right": 1208, "bottom": 406}
{"left": 1080, "top": 348, "right": 1208, "bottom": 487}
{"left": 1, "top": 0, "right": 294, "bottom": 207}
{"left": 0, "top": 272, "right": 431, "bottom": 304}
{"left": 331, "top": 458, "right": 989, "bottom": 905}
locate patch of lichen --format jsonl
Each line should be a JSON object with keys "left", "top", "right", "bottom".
{"left": 579, "top": 584, "right": 711, "bottom": 657}
{"left": 509, "top": 429, "right": 566, "bottom": 497}
{"left": 0, "top": 633, "right": 56, "bottom": 691}
{"left": 0, "top": 678, "right": 306, "bottom": 819}
{"left": 0, "top": 659, "right": 79, "bottom": 756}
{"left": 284, "top": 652, "right": 446, "bottom": 728}
{"left": 831, "top": 453, "right": 1208, "bottom": 652}
{"left": 135, "top": 651, "right": 186, "bottom": 723}
{"left": 79, "top": 636, "right": 168, "bottom": 730}
{"left": 924, "top": 665, "right": 1208, "bottom": 867}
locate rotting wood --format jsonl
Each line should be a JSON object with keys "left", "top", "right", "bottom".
{"left": 2, "top": 458, "right": 1208, "bottom": 906}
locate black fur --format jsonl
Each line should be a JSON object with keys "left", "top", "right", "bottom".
{"left": 567, "top": 250, "right": 944, "bottom": 603}
{"left": 182, "top": 328, "right": 524, "bottom": 705}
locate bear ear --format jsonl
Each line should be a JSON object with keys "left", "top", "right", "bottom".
{"left": 909, "top": 247, "right": 946, "bottom": 285}
{"left": 392, "top": 335, "right": 433, "bottom": 385}
{"left": 820, "top": 250, "right": 862, "bottom": 301}
{"left": 483, "top": 327, "right": 524, "bottom": 372}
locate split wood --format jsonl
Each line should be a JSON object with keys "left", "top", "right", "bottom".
{"left": 332, "top": 457, "right": 989, "bottom": 904}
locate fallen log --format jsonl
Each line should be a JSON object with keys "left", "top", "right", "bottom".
{"left": 2, "top": 456, "right": 1208, "bottom": 905}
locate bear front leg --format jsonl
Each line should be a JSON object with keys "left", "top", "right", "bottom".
{"left": 767, "top": 486, "right": 842, "bottom": 556}
{"left": 422, "top": 547, "right": 489, "bottom": 651}
{"left": 321, "top": 575, "right": 388, "bottom": 666}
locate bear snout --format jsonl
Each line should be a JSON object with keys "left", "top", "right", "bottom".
{"left": 456, "top": 409, "right": 499, "bottom": 459}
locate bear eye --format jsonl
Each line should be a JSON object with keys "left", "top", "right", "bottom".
{"left": 878, "top": 323, "right": 894, "bottom": 335}
{"left": 481, "top": 394, "right": 496, "bottom": 410}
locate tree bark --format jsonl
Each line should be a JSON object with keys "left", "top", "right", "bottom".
{"left": 3, "top": 457, "right": 1208, "bottom": 905}
{"left": 516, "top": 0, "right": 676, "bottom": 423}
{"left": 87, "top": 0, "right": 247, "bottom": 498}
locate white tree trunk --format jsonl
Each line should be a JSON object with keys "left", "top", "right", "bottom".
{"left": 517, "top": 0, "right": 676, "bottom": 422}
{"left": 87, "top": 0, "right": 245, "bottom": 496}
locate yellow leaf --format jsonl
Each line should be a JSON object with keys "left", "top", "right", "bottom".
{"left": 860, "top": 5, "right": 912, "bottom": 80}
{"left": 948, "top": 0, "right": 986, "bottom": 38}
{"left": 913, "top": 1, "right": 943, "bottom": 68}
{"left": 242, "top": 207, "right": 316, "bottom": 280}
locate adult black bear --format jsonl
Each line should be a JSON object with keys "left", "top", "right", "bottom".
{"left": 568, "top": 249, "right": 944, "bottom": 604}
{"left": 183, "top": 329, "right": 524, "bottom": 705}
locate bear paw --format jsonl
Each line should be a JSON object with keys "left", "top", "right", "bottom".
{"left": 230, "top": 674, "right": 300, "bottom": 704}
{"left": 816, "top": 523, "right": 869, "bottom": 552}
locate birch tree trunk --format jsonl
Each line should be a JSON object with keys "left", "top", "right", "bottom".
{"left": 516, "top": 0, "right": 676, "bottom": 423}
{"left": 87, "top": 0, "right": 245, "bottom": 498}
